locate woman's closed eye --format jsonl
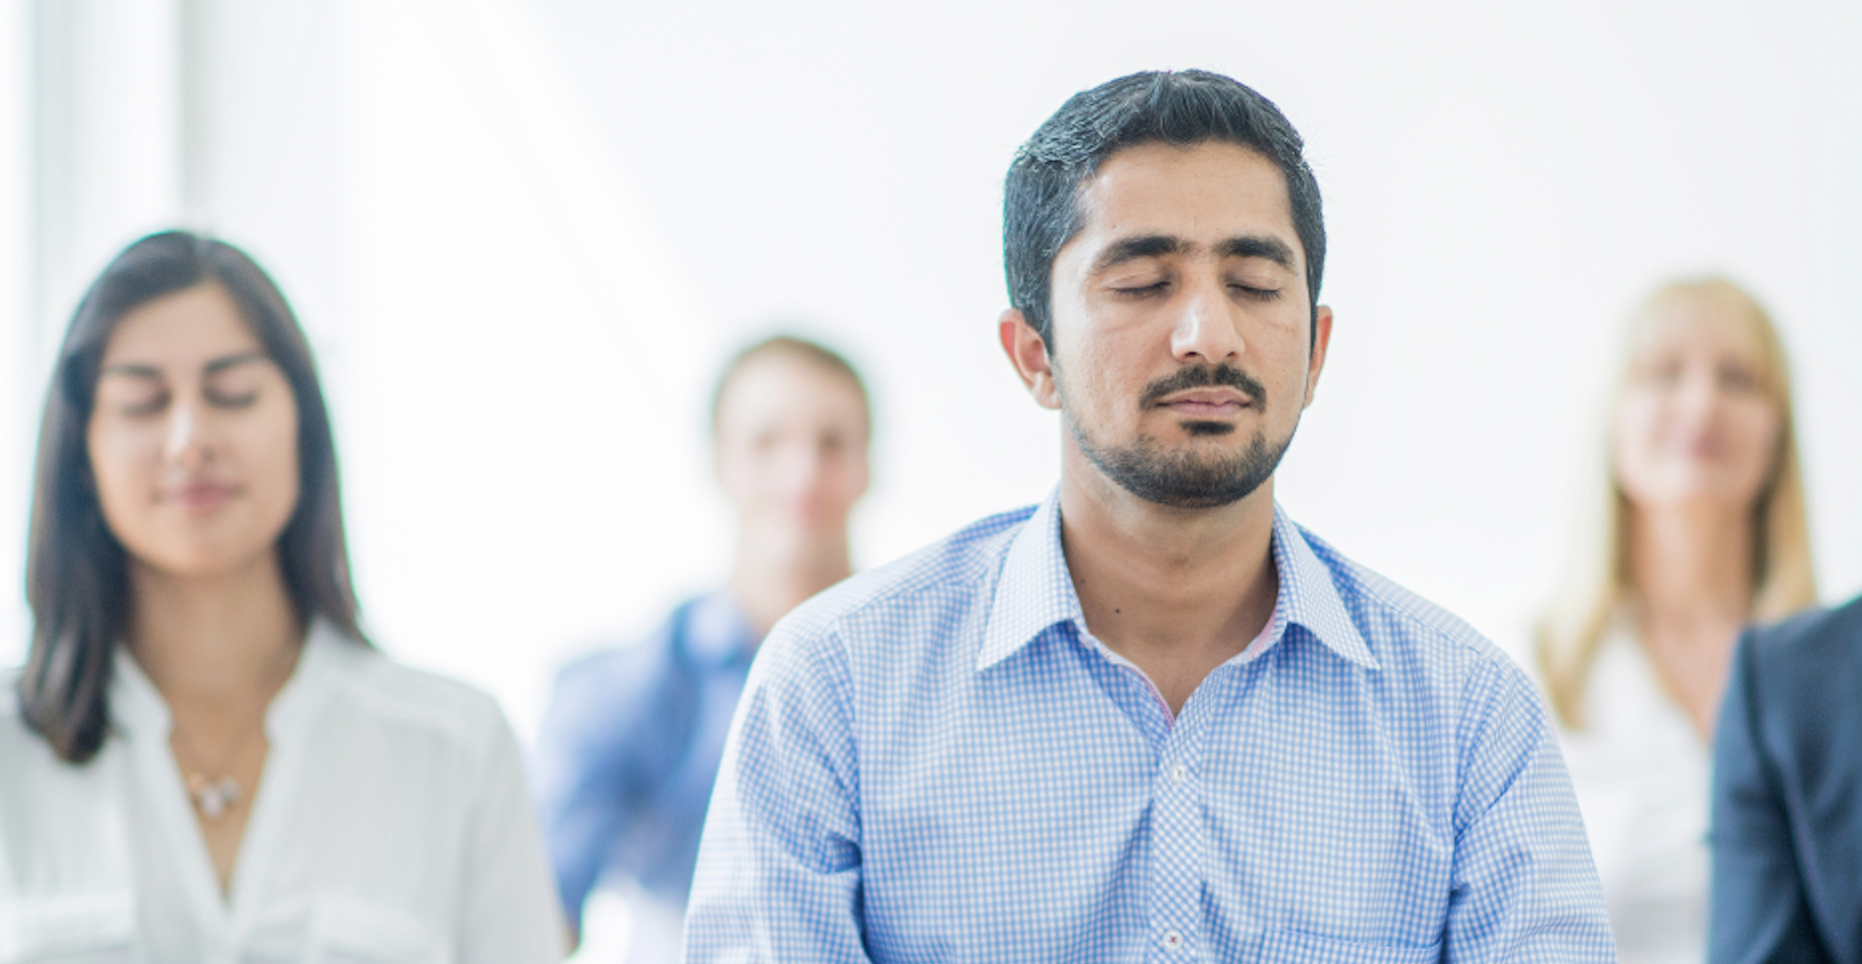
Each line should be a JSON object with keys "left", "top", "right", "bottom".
{"left": 97, "top": 380, "right": 169, "bottom": 417}
{"left": 202, "top": 362, "right": 273, "bottom": 409}
{"left": 204, "top": 385, "right": 260, "bottom": 409}
{"left": 1716, "top": 362, "right": 1761, "bottom": 394}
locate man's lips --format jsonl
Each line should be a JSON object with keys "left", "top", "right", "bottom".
{"left": 1155, "top": 388, "right": 1253, "bottom": 416}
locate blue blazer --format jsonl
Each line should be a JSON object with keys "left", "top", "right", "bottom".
{"left": 1711, "top": 595, "right": 1862, "bottom": 964}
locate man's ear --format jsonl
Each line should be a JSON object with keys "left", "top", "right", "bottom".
{"left": 999, "top": 309, "right": 1060, "bottom": 410}
{"left": 1302, "top": 304, "right": 1334, "bottom": 409}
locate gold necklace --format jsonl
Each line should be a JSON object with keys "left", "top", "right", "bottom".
{"left": 166, "top": 643, "right": 300, "bottom": 821}
{"left": 171, "top": 725, "right": 254, "bottom": 820}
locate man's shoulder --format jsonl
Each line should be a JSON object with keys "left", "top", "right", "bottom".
{"left": 554, "top": 608, "right": 687, "bottom": 688}
{"left": 766, "top": 505, "right": 1038, "bottom": 659}
{"left": 540, "top": 606, "right": 698, "bottom": 743}
{"left": 1293, "top": 522, "right": 1513, "bottom": 672}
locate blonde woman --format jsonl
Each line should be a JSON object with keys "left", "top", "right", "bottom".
{"left": 1538, "top": 277, "right": 1817, "bottom": 964}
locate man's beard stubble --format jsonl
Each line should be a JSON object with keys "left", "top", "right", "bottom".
{"left": 1062, "top": 363, "right": 1294, "bottom": 510}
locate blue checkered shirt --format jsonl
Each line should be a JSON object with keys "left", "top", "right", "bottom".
{"left": 685, "top": 492, "right": 1613, "bottom": 962}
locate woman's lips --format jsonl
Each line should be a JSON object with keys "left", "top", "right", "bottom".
{"left": 165, "top": 481, "right": 237, "bottom": 511}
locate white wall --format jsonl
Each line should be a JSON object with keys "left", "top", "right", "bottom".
{"left": 30, "top": 0, "right": 186, "bottom": 348}
{"left": 12, "top": 0, "right": 1862, "bottom": 737}
{"left": 2, "top": 0, "right": 31, "bottom": 659}
{"left": 520, "top": 0, "right": 1862, "bottom": 656}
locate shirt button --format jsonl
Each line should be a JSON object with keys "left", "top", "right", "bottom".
{"left": 1167, "top": 764, "right": 1187, "bottom": 784}
{"left": 1163, "top": 930, "right": 1185, "bottom": 950}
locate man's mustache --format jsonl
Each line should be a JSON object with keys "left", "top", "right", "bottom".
{"left": 1138, "top": 365, "right": 1266, "bottom": 409}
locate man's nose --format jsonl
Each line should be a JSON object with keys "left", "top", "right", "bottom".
{"left": 764, "top": 440, "right": 823, "bottom": 492}
{"left": 1169, "top": 277, "right": 1245, "bottom": 364}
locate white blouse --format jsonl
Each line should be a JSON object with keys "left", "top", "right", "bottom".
{"left": 0, "top": 623, "right": 565, "bottom": 964}
{"left": 1555, "top": 624, "right": 1710, "bottom": 964}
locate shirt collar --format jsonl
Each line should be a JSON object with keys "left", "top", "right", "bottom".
{"left": 977, "top": 492, "right": 1083, "bottom": 672}
{"left": 978, "top": 489, "right": 1378, "bottom": 673}
{"left": 110, "top": 642, "right": 171, "bottom": 738}
{"left": 1268, "top": 507, "right": 1378, "bottom": 670}
{"left": 265, "top": 620, "right": 341, "bottom": 736}
{"left": 109, "top": 619, "right": 346, "bottom": 741}
{"left": 685, "top": 592, "right": 760, "bottom": 667}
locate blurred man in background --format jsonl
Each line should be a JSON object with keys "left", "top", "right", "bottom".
{"left": 533, "top": 334, "right": 871, "bottom": 960}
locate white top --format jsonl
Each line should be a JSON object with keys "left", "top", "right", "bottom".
{"left": 0, "top": 623, "right": 565, "bottom": 964}
{"left": 1555, "top": 623, "right": 1709, "bottom": 964}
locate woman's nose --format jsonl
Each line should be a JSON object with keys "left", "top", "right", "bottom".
{"left": 1677, "top": 368, "right": 1722, "bottom": 412}
{"left": 162, "top": 400, "right": 211, "bottom": 468}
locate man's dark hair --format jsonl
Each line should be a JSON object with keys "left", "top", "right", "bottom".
{"left": 18, "top": 229, "right": 367, "bottom": 765}
{"left": 1004, "top": 70, "right": 1325, "bottom": 347}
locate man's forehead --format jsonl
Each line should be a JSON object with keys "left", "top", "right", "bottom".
{"left": 1073, "top": 141, "right": 1299, "bottom": 256}
{"left": 717, "top": 357, "right": 867, "bottom": 431}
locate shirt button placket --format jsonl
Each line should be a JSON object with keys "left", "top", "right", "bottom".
{"left": 1150, "top": 743, "right": 1202, "bottom": 960}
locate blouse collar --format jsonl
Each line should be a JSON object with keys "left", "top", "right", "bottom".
{"left": 109, "top": 620, "right": 345, "bottom": 744}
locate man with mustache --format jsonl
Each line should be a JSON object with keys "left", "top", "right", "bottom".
{"left": 684, "top": 70, "right": 1612, "bottom": 961}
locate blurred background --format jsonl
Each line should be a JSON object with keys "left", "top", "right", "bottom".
{"left": 3, "top": 0, "right": 1859, "bottom": 747}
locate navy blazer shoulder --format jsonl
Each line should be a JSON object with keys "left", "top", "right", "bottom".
{"left": 1711, "top": 594, "right": 1862, "bottom": 964}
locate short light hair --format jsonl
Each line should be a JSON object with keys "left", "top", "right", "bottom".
{"left": 709, "top": 334, "right": 870, "bottom": 438}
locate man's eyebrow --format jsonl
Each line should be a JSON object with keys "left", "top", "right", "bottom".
{"left": 204, "top": 351, "right": 268, "bottom": 375}
{"left": 1219, "top": 235, "right": 1296, "bottom": 270}
{"left": 1090, "top": 234, "right": 1297, "bottom": 275}
{"left": 1088, "top": 235, "right": 1188, "bottom": 275}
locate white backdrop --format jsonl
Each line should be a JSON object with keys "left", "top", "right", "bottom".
{"left": 3, "top": 1, "right": 32, "bottom": 668}
{"left": 8, "top": 0, "right": 1861, "bottom": 742}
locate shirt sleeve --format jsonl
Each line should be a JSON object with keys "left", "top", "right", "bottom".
{"left": 459, "top": 705, "right": 569, "bottom": 964}
{"left": 531, "top": 652, "right": 643, "bottom": 926}
{"left": 1442, "top": 657, "right": 1616, "bottom": 962}
{"left": 1708, "top": 630, "right": 1832, "bottom": 964}
{"left": 682, "top": 626, "right": 870, "bottom": 963}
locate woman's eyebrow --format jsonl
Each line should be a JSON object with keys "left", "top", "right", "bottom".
{"left": 203, "top": 351, "right": 268, "bottom": 375}
{"left": 98, "top": 363, "right": 163, "bottom": 379}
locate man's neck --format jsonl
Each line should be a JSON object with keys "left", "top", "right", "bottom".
{"left": 1057, "top": 449, "right": 1279, "bottom": 715}
{"left": 730, "top": 537, "right": 853, "bottom": 640}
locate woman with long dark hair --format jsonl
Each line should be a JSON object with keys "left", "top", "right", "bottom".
{"left": 1, "top": 231, "right": 563, "bottom": 961}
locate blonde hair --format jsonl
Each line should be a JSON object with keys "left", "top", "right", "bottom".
{"left": 1536, "top": 277, "right": 1818, "bottom": 728}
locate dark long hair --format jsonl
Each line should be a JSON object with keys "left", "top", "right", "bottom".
{"left": 17, "top": 230, "right": 366, "bottom": 765}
